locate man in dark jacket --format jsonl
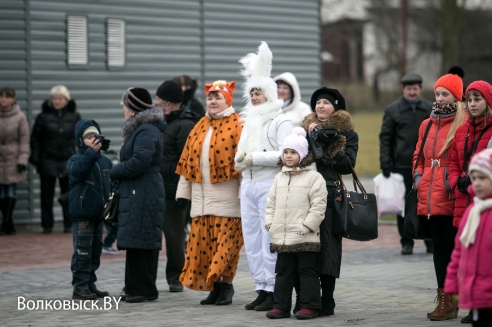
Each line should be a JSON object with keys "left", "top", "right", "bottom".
{"left": 379, "top": 73, "right": 433, "bottom": 255}
{"left": 155, "top": 80, "right": 199, "bottom": 292}
{"left": 68, "top": 119, "right": 112, "bottom": 300}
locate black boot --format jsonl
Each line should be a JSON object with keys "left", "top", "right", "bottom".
{"left": 254, "top": 292, "right": 274, "bottom": 311}
{"left": 0, "top": 198, "right": 16, "bottom": 235}
{"left": 215, "top": 283, "right": 234, "bottom": 305}
{"left": 245, "top": 290, "right": 268, "bottom": 310}
{"left": 319, "top": 275, "right": 336, "bottom": 317}
{"left": 89, "top": 283, "right": 109, "bottom": 298}
{"left": 200, "top": 282, "right": 221, "bottom": 305}
{"left": 319, "top": 297, "right": 335, "bottom": 317}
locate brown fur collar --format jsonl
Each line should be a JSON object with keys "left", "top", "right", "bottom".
{"left": 270, "top": 242, "right": 321, "bottom": 253}
{"left": 301, "top": 111, "right": 355, "bottom": 165}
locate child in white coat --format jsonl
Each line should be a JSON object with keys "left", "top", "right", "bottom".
{"left": 264, "top": 127, "right": 327, "bottom": 320}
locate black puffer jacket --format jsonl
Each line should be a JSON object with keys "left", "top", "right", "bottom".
{"left": 302, "top": 110, "right": 358, "bottom": 277}
{"left": 30, "top": 100, "right": 81, "bottom": 177}
{"left": 160, "top": 105, "right": 198, "bottom": 199}
{"left": 67, "top": 119, "right": 112, "bottom": 221}
{"left": 109, "top": 107, "right": 166, "bottom": 250}
{"left": 379, "top": 97, "right": 432, "bottom": 171}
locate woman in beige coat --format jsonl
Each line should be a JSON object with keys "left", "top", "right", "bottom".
{"left": 0, "top": 87, "right": 30, "bottom": 235}
{"left": 176, "top": 80, "right": 243, "bottom": 306}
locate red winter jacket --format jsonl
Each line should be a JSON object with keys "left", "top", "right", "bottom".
{"left": 413, "top": 114, "right": 455, "bottom": 217}
{"left": 449, "top": 116, "right": 492, "bottom": 227}
{"left": 444, "top": 190, "right": 492, "bottom": 310}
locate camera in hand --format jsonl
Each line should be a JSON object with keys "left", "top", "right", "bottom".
{"left": 95, "top": 134, "right": 111, "bottom": 152}
{"left": 456, "top": 176, "right": 470, "bottom": 194}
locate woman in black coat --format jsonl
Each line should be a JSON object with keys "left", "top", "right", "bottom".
{"left": 109, "top": 87, "right": 166, "bottom": 303}
{"left": 302, "top": 87, "right": 358, "bottom": 316}
{"left": 30, "top": 85, "right": 81, "bottom": 233}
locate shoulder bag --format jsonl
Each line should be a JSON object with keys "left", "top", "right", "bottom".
{"left": 402, "top": 120, "right": 432, "bottom": 240}
{"left": 104, "top": 181, "right": 119, "bottom": 225}
{"left": 332, "top": 167, "right": 378, "bottom": 241}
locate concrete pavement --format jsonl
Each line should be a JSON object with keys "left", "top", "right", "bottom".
{"left": 0, "top": 223, "right": 463, "bottom": 327}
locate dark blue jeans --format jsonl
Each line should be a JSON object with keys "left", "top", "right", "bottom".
{"left": 71, "top": 219, "right": 103, "bottom": 291}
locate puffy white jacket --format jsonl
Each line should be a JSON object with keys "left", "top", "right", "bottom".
{"left": 265, "top": 161, "right": 327, "bottom": 252}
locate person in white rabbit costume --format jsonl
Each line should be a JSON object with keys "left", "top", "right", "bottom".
{"left": 235, "top": 41, "right": 293, "bottom": 311}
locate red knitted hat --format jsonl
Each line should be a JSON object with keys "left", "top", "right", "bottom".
{"left": 434, "top": 73, "right": 463, "bottom": 101}
{"left": 465, "top": 80, "right": 492, "bottom": 108}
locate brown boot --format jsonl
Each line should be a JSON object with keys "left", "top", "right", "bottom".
{"left": 428, "top": 288, "right": 458, "bottom": 321}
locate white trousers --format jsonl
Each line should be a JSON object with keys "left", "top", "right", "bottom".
{"left": 241, "top": 179, "right": 277, "bottom": 293}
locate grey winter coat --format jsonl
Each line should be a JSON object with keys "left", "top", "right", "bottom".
{"left": 0, "top": 104, "right": 30, "bottom": 184}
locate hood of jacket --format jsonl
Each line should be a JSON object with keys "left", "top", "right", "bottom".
{"left": 274, "top": 72, "right": 303, "bottom": 113}
{"left": 0, "top": 103, "right": 22, "bottom": 118}
{"left": 74, "top": 119, "right": 102, "bottom": 152}
{"left": 42, "top": 99, "right": 77, "bottom": 113}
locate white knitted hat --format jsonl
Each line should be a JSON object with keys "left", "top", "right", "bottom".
{"left": 281, "top": 127, "right": 309, "bottom": 161}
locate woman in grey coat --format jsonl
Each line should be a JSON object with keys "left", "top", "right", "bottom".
{"left": 109, "top": 87, "right": 166, "bottom": 303}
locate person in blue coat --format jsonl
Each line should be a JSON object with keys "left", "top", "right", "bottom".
{"left": 109, "top": 87, "right": 166, "bottom": 303}
{"left": 68, "top": 119, "right": 112, "bottom": 300}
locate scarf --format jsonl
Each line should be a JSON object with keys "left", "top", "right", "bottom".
{"left": 175, "top": 107, "right": 242, "bottom": 184}
{"left": 240, "top": 100, "right": 281, "bottom": 153}
{"left": 459, "top": 196, "right": 492, "bottom": 247}
{"left": 432, "top": 101, "right": 457, "bottom": 115}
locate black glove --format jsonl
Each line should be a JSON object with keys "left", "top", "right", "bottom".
{"left": 176, "top": 198, "right": 190, "bottom": 209}
{"left": 17, "top": 164, "right": 26, "bottom": 173}
{"left": 101, "top": 138, "right": 111, "bottom": 152}
{"left": 382, "top": 169, "right": 391, "bottom": 178}
{"left": 318, "top": 125, "right": 339, "bottom": 143}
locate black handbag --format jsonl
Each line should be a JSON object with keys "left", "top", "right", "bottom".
{"left": 332, "top": 168, "right": 378, "bottom": 241}
{"left": 103, "top": 182, "right": 119, "bottom": 224}
{"left": 403, "top": 121, "right": 432, "bottom": 240}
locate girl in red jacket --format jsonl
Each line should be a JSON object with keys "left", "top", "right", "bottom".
{"left": 448, "top": 81, "right": 492, "bottom": 323}
{"left": 413, "top": 73, "right": 464, "bottom": 321}
{"left": 449, "top": 81, "right": 492, "bottom": 228}
{"left": 445, "top": 148, "right": 492, "bottom": 326}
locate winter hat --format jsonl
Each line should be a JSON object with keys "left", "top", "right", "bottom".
{"left": 469, "top": 148, "right": 492, "bottom": 182}
{"left": 50, "top": 85, "right": 71, "bottom": 101}
{"left": 156, "top": 80, "right": 183, "bottom": 103}
{"left": 400, "top": 73, "right": 423, "bottom": 86}
{"left": 434, "top": 73, "right": 463, "bottom": 101}
{"left": 310, "top": 87, "right": 346, "bottom": 111}
{"left": 281, "top": 127, "right": 309, "bottom": 161}
{"left": 460, "top": 148, "right": 492, "bottom": 247}
{"left": 204, "top": 80, "right": 236, "bottom": 106}
{"left": 82, "top": 126, "right": 99, "bottom": 138}
{"left": 240, "top": 41, "right": 279, "bottom": 104}
{"left": 121, "top": 87, "right": 153, "bottom": 112}
{"left": 466, "top": 80, "right": 492, "bottom": 108}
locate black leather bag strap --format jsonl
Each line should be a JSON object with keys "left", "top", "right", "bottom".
{"left": 413, "top": 120, "right": 433, "bottom": 172}
{"left": 462, "top": 124, "right": 492, "bottom": 173}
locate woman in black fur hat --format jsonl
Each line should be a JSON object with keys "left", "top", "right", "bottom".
{"left": 301, "top": 87, "right": 359, "bottom": 317}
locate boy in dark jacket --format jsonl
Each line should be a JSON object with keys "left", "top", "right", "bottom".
{"left": 68, "top": 119, "right": 112, "bottom": 300}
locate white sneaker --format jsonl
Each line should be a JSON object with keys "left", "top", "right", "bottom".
{"left": 102, "top": 247, "right": 120, "bottom": 255}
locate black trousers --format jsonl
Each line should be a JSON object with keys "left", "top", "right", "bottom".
{"left": 273, "top": 251, "right": 321, "bottom": 311}
{"left": 125, "top": 249, "right": 159, "bottom": 297}
{"left": 472, "top": 308, "right": 492, "bottom": 327}
{"left": 394, "top": 168, "right": 432, "bottom": 249}
{"left": 428, "top": 215, "right": 457, "bottom": 287}
{"left": 40, "top": 175, "right": 70, "bottom": 229}
{"left": 163, "top": 198, "right": 186, "bottom": 285}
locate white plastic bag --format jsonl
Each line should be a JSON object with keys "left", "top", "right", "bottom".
{"left": 373, "top": 173, "right": 406, "bottom": 218}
